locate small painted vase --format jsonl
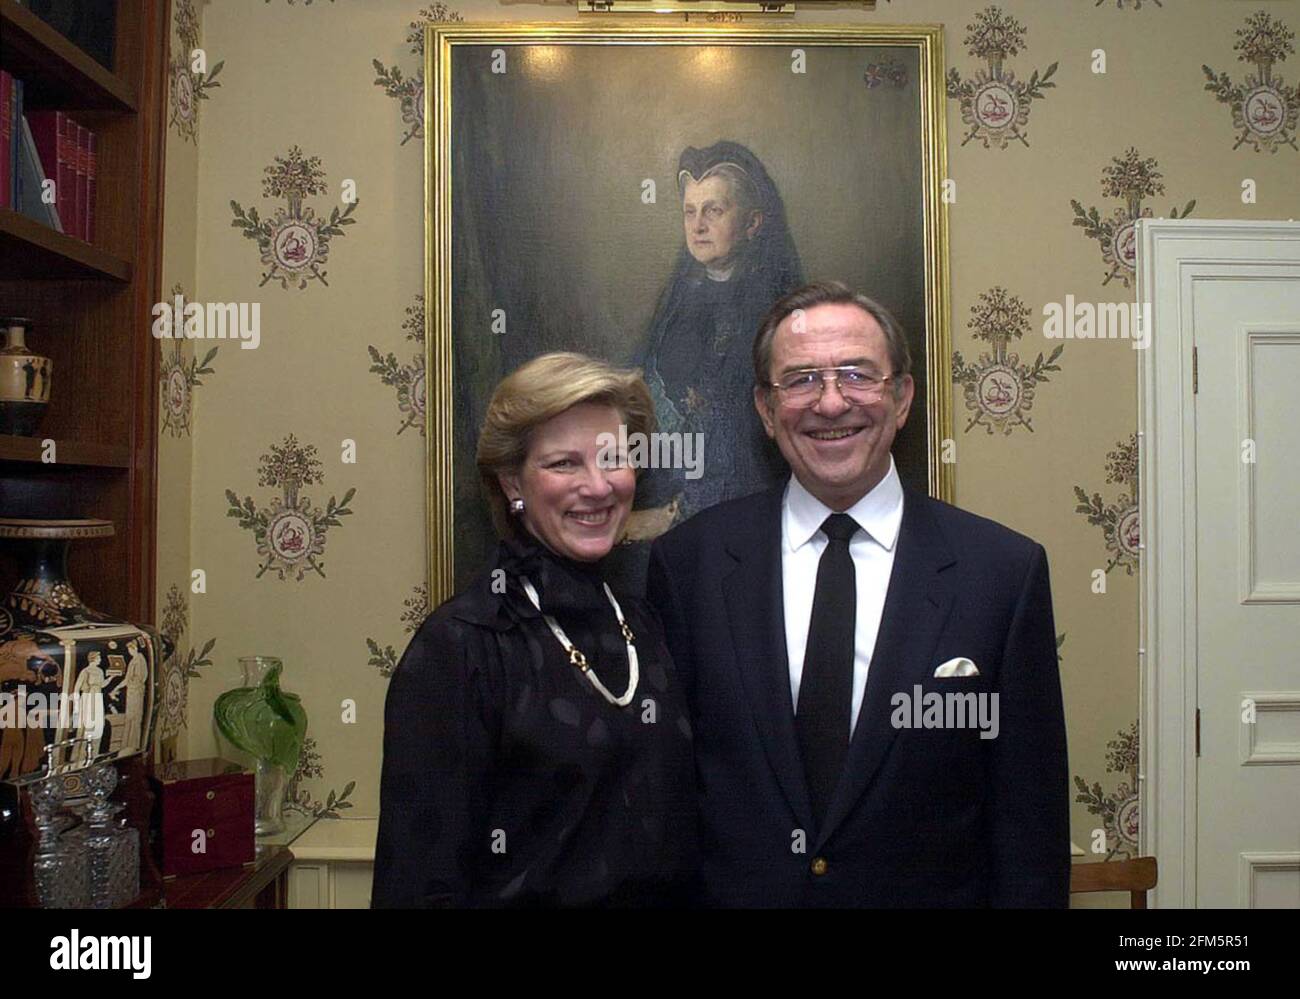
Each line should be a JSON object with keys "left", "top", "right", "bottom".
{"left": 0, "top": 318, "right": 52, "bottom": 436}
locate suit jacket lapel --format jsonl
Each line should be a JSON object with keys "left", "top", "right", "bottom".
{"left": 815, "top": 487, "right": 957, "bottom": 850}
{"left": 722, "top": 484, "right": 815, "bottom": 832}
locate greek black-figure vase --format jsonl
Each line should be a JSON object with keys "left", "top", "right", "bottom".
{"left": 0, "top": 319, "right": 52, "bottom": 436}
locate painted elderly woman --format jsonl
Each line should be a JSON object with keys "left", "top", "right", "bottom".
{"left": 636, "top": 140, "right": 805, "bottom": 529}
{"left": 373, "top": 353, "right": 696, "bottom": 908}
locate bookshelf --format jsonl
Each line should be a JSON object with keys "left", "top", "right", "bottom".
{"left": 0, "top": 432, "right": 131, "bottom": 466}
{"left": 0, "top": 0, "right": 167, "bottom": 624}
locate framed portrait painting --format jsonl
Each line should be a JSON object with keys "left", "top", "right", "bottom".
{"left": 425, "top": 21, "right": 952, "bottom": 600}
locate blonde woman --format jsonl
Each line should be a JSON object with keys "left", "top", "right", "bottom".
{"left": 373, "top": 353, "right": 696, "bottom": 908}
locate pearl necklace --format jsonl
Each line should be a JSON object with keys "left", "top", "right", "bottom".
{"left": 519, "top": 575, "right": 640, "bottom": 707}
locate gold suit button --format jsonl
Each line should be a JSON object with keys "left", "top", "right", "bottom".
{"left": 811, "top": 857, "right": 829, "bottom": 876}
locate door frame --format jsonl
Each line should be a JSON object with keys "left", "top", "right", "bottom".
{"left": 1136, "top": 218, "right": 1300, "bottom": 908}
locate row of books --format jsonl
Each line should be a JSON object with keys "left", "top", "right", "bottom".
{"left": 0, "top": 70, "right": 98, "bottom": 243}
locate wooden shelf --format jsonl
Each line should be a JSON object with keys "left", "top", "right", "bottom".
{"left": 0, "top": 0, "right": 136, "bottom": 112}
{"left": 0, "top": 208, "right": 131, "bottom": 281}
{"left": 0, "top": 434, "right": 131, "bottom": 468}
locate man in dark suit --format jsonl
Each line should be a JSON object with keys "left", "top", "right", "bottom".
{"left": 647, "top": 280, "right": 1069, "bottom": 907}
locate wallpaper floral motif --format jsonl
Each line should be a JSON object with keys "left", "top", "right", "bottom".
{"left": 372, "top": 4, "right": 464, "bottom": 147}
{"left": 1074, "top": 434, "right": 1140, "bottom": 578}
{"left": 158, "top": 284, "right": 218, "bottom": 439}
{"left": 1203, "top": 11, "right": 1299, "bottom": 153}
{"left": 365, "top": 584, "right": 431, "bottom": 679}
{"left": 230, "top": 147, "right": 360, "bottom": 290}
{"left": 951, "top": 286, "right": 1062, "bottom": 435}
{"left": 224, "top": 436, "right": 357, "bottom": 581}
{"left": 168, "top": 0, "right": 222, "bottom": 143}
{"left": 286, "top": 736, "right": 356, "bottom": 819}
{"left": 1075, "top": 721, "right": 1141, "bottom": 860}
{"left": 368, "top": 294, "right": 427, "bottom": 436}
{"left": 945, "top": 5, "right": 1057, "bottom": 149}
{"left": 156, "top": 586, "right": 216, "bottom": 766}
{"left": 1070, "top": 148, "right": 1196, "bottom": 289}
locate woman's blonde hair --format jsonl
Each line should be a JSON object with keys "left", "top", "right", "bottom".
{"left": 476, "top": 352, "right": 657, "bottom": 539}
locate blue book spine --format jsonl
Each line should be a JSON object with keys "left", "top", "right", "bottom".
{"left": 17, "top": 115, "right": 63, "bottom": 232}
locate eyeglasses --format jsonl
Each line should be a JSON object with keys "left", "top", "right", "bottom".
{"left": 768, "top": 366, "right": 895, "bottom": 408}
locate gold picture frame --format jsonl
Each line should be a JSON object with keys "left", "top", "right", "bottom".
{"left": 425, "top": 21, "right": 952, "bottom": 602}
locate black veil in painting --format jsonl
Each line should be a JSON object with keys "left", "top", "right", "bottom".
{"left": 636, "top": 140, "right": 804, "bottom": 522}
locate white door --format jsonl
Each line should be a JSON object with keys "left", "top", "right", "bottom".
{"left": 1140, "top": 220, "right": 1300, "bottom": 908}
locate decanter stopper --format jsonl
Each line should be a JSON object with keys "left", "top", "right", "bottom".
{"left": 31, "top": 759, "right": 89, "bottom": 908}
{"left": 84, "top": 761, "right": 119, "bottom": 822}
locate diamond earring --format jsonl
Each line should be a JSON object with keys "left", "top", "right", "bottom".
{"left": 509, "top": 498, "right": 525, "bottom": 515}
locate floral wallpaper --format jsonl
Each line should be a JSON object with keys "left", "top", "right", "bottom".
{"left": 154, "top": 0, "right": 1300, "bottom": 905}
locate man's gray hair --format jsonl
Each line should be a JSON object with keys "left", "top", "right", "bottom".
{"left": 752, "top": 280, "right": 913, "bottom": 398}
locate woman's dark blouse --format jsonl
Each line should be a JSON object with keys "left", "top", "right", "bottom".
{"left": 372, "top": 534, "right": 696, "bottom": 907}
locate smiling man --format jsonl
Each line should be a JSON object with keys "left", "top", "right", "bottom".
{"left": 647, "top": 280, "right": 1070, "bottom": 907}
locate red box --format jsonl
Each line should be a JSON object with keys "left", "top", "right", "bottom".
{"left": 150, "top": 758, "right": 256, "bottom": 878}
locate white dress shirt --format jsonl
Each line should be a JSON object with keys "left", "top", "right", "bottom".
{"left": 782, "top": 455, "right": 905, "bottom": 738}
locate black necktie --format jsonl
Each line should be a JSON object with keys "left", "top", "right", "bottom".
{"left": 796, "top": 513, "right": 859, "bottom": 831}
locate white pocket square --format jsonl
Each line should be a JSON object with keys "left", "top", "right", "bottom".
{"left": 933, "top": 657, "right": 980, "bottom": 678}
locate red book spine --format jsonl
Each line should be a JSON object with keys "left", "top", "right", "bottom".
{"left": 75, "top": 122, "right": 89, "bottom": 241}
{"left": 59, "top": 118, "right": 77, "bottom": 236}
{"left": 27, "top": 110, "right": 77, "bottom": 233}
{"left": 0, "top": 72, "right": 11, "bottom": 211}
{"left": 86, "top": 130, "right": 96, "bottom": 243}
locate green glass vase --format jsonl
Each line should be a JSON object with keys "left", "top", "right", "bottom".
{"left": 213, "top": 656, "right": 307, "bottom": 836}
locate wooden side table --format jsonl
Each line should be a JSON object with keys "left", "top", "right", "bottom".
{"left": 162, "top": 845, "right": 293, "bottom": 909}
